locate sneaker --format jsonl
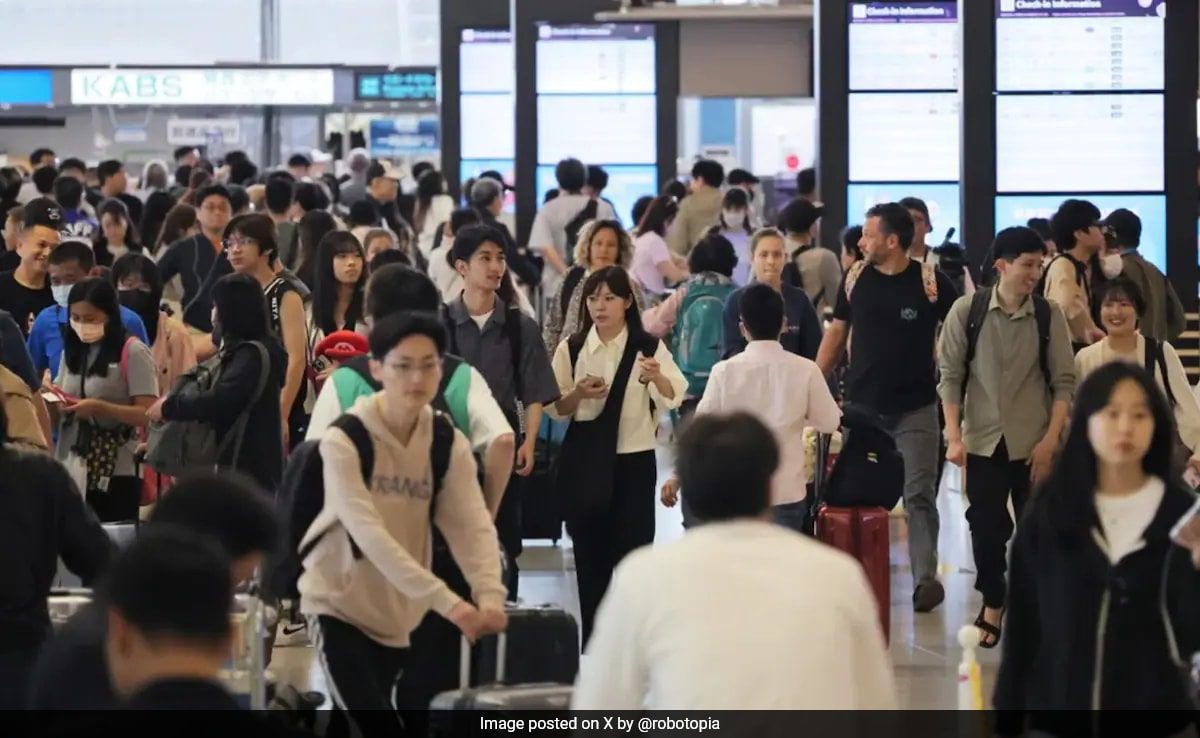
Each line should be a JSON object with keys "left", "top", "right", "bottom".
{"left": 913, "top": 580, "right": 945, "bottom": 613}
{"left": 275, "top": 619, "right": 310, "bottom": 647}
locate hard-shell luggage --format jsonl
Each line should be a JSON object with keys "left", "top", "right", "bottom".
{"left": 522, "top": 417, "right": 566, "bottom": 543}
{"left": 811, "top": 432, "right": 892, "bottom": 643}
{"left": 472, "top": 605, "right": 579, "bottom": 686}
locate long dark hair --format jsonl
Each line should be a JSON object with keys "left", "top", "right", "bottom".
{"left": 93, "top": 199, "right": 143, "bottom": 267}
{"left": 62, "top": 278, "right": 128, "bottom": 379}
{"left": 154, "top": 203, "right": 198, "bottom": 255}
{"left": 569, "top": 266, "right": 647, "bottom": 346}
{"left": 635, "top": 195, "right": 678, "bottom": 238}
{"left": 413, "top": 169, "right": 445, "bottom": 235}
{"left": 111, "top": 253, "right": 164, "bottom": 339}
{"left": 1033, "top": 362, "right": 1176, "bottom": 542}
{"left": 140, "top": 190, "right": 177, "bottom": 253}
{"left": 295, "top": 210, "right": 337, "bottom": 288}
{"left": 312, "top": 231, "right": 366, "bottom": 335}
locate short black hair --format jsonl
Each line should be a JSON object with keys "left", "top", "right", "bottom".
{"left": 841, "top": 225, "right": 863, "bottom": 261}
{"left": 368, "top": 311, "right": 446, "bottom": 360}
{"left": 59, "top": 157, "right": 87, "bottom": 175}
{"left": 631, "top": 195, "right": 654, "bottom": 229}
{"left": 366, "top": 264, "right": 440, "bottom": 320}
{"left": 174, "top": 164, "right": 193, "bottom": 189}
{"left": 899, "top": 196, "right": 930, "bottom": 227}
{"left": 1050, "top": 198, "right": 1101, "bottom": 252}
{"left": 150, "top": 471, "right": 278, "bottom": 560}
{"left": 451, "top": 223, "right": 506, "bottom": 264}
{"left": 662, "top": 180, "right": 687, "bottom": 201}
{"left": 554, "top": 158, "right": 587, "bottom": 192}
{"left": 1026, "top": 217, "right": 1052, "bottom": 242}
{"left": 229, "top": 159, "right": 258, "bottom": 187}
{"left": 586, "top": 165, "right": 609, "bottom": 193}
{"left": 796, "top": 167, "right": 817, "bottom": 197}
{"left": 449, "top": 207, "right": 482, "bottom": 235}
{"left": 992, "top": 226, "right": 1048, "bottom": 262}
{"left": 211, "top": 273, "right": 271, "bottom": 342}
{"left": 49, "top": 240, "right": 96, "bottom": 271}
{"left": 53, "top": 175, "right": 85, "bottom": 209}
{"left": 173, "top": 146, "right": 196, "bottom": 163}
{"left": 227, "top": 184, "right": 249, "bottom": 214}
{"left": 1104, "top": 208, "right": 1142, "bottom": 249}
{"left": 1097, "top": 276, "right": 1147, "bottom": 317}
{"left": 865, "top": 202, "right": 915, "bottom": 250}
{"left": 411, "top": 161, "right": 434, "bottom": 182}
{"left": 677, "top": 412, "right": 778, "bottom": 522}
{"left": 32, "top": 166, "right": 58, "bottom": 195}
{"left": 0, "top": 167, "right": 20, "bottom": 202}
{"left": 265, "top": 178, "right": 294, "bottom": 215}
{"left": 97, "top": 159, "right": 123, "bottom": 185}
{"left": 739, "top": 283, "right": 785, "bottom": 341}
{"left": 348, "top": 199, "right": 381, "bottom": 228}
{"left": 30, "top": 148, "right": 55, "bottom": 167}
{"left": 194, "top": 183, "right": 232, "bottom": 210}
{"left": 688, "top": 233, "right": 737, "bottom": 277}
{"left": 779, "top": 199, "right": 823, "bottom": 235}
{"left": 225, "top": 213, "right": 278, "bottom": 266}
{"left": 727, "top": 168, "right": 759, "bottom": 187}
{"left": 293, "top": 182, "right": 328, "bottom": 213}
{"left": 368, "top": 249, "right": 410, "bottom": 272}
{"left": 287, "top": 153, "right": 312, "bottom": 170}
{"left": 102, "top": 527, "right": 232, "bottom": 645}
{"left": 691, "top": 159, "right": 725, "bottom": 189}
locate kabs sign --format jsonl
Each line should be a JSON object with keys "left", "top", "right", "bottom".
{"left": 70, "top": 69, "right": 335, "bottom": 106}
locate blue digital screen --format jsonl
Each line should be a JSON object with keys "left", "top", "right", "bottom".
{"left": 460, "top": 159, "right": 515, "bottom": 213}
{"left": 355, "top": 68, "right": 437, "bottom": 102}
{"left": 367, "top": 116, "right": 439, "bottom": 156}
{"left": 995, "top": 194, "right": 1167, "bottom": 272}
{"left": 0, "top": 69, "right": 52, "bottom": 105}
{"left": 847, "top": 183, "right": 960, "bottom": 247}
{"left": 536, "top": 164, "right": 658, "bottom": 229}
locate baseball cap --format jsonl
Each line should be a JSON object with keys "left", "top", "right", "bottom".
{"left": 313, "top": 330, "right": 369, "bottom": 362}
{"left": 1101, "top": 208, "right": 1142, "bottom": 248}
{"left": 23, "top": 197, "right": 64, "bottom": 232}
{"left": 366, "top": 161, "right": 402, "bottom": 184}
{"left": 780, "top": 198, "right": 824, "bottom": 234}
{"left": 479, "top": 170, "right": 514, "bottom": 191}
{"left": 727, "top": 168, "right": 760, "bottom": 187}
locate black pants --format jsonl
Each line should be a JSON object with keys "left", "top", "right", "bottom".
{"left": 0, "top": 645, "right": 39, "bottom": 709}
{"left": 965, "top": 439, "right": 1031, "bottom": 609}
{"left": 571, "top": 451, "right": 657, "bottom": 646}
{"left": 310, "top": 615, "right": 408, "bottom": 735}
{"left": 495, "top": 473, "right": 522, "bottom": 600}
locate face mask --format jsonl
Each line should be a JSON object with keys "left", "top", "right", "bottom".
{"left": 118, "top": 289, "right": 158, "bottom": 319}
{"left": 51, "top": 284, "right": 72, "bottom": 308}
{"left": 1101, "top": 253, "right": 1123, "bottom": 279}
{"left": 722, "top": 210, "right": 743, "bottom": 226}
{"left": 70, "top": 320, "right": 105, "bottom": 344}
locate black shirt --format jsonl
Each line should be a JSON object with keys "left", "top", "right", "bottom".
{"left": 28, "top": 602, "right": 113, "bottom": 709}
{"left": 0, "top": 270, "right": 53, "bottom": 336}
{"left": 833, "top": 260, "right": 957, "bottom": 416}
{"left": 156, "top": 234, "right": 232, "bottom": 333}
{"left": 125, "top": 678, "right": 240, "bottom": 710}
{"left": 0, "top": 250, "right": 19, "bottom": 273}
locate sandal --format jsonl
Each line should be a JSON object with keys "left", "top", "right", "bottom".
{"left": 974, "top": 605, "right": 1004, "bottom": 649}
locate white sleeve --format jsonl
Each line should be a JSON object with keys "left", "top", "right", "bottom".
{"left": 846, "top": 566, "right": 899, "bottom": 709}
{"left": 305, "top": 380, "right": 343, "bottom": 441}
{"left": 571, "top": 554, "right": 649, "bottom": 710}
{"left": 694, "top": 362, "right": 723, "bottom": 416}
{"left": 648, "top": 339, "right": 688, "bottom": 411}
{"left": 804, "top": 364, "right": 842, "bottom": 434}
{"left": 1164, "top": 343, "right": 1200, "bottom": 455}
{"left": 545, "top": 340, "right": 576, "bottom": 420}
{"left": 529, "top": 210, "right": 553, "bottom": 254}
{"left": 465, "top": 365, "right": 515, "bottom": 453}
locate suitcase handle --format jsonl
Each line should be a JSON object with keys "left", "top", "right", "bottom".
{"left": 460, "top": 631, "right": 508, "bottom": 689}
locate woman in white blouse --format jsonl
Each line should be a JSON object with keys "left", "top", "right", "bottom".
{"left": 1075, "top": 277, "right": 1200, "bottom": 477}
{"left": 548, "top": 266, "right": 687, "bottom": 645}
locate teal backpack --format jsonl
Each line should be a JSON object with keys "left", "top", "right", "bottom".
{"left": 672, "top": 283, "right": 734, "bottom": 397}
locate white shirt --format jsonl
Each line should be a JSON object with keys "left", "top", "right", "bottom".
{"left": 1094, "top": 476, "right": 1165, "bottom": 564}
{"left": 529, "top": 194, "right": 616, "bottom": 287}
{"left": 416, "top": 194, "right": 456, "bottom": 259}
{"left": 547, "top": 326, "right": 687, "bottom": 455}
{"left": 696, "top": 341, "right": 841, "bottom": 505}
{"left": 573, "top": 520, "right": 897, "bottom": 710}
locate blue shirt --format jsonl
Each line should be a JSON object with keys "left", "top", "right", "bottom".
{"left": 27, "top": 304, "right": 149, "bottom": 381}
{"left": 722, "top": 281, "right": 823, "bottom": 361}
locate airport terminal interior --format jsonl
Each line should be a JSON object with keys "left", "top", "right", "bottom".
{"left": 2, "top": 0, "right": 1200, "bottom": 734}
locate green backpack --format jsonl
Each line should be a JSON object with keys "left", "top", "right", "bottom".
{"left": 331, "top": 354, "right": 471, "bottom": 435}
{"left": 672, "top": 282, "right": 735, "bottom": 398}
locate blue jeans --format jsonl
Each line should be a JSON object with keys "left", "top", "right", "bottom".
{"left": 772, "top": 499, "right": 810, "bottom": 534}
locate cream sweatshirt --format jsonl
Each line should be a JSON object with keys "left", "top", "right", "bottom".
{"left": 298, "top": 394, "right": 507, "bottom": 647}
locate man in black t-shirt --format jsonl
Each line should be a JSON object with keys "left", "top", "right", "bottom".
{"left": 816, "top": 202, "right": 958, "bottom": 614}
{"left": 0, "top": 199, "right": 60, "bottom": 336}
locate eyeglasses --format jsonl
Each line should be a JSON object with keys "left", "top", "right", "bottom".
{"left": 223, "top": 235, "right": 256, "bottom": 252}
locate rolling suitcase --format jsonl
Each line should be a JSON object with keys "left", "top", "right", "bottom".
{"left": 522, "top": 417, "right": 566, "bottom": 543}
{"left": 472, "top": 605, "right": 579, "bottom": 686}
{"left": 812, "top": 432, "right": 892, "bottom": 643}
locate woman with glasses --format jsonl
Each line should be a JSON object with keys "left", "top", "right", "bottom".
{"left": 218, "top": 214, "right": 310, "bottom": 448}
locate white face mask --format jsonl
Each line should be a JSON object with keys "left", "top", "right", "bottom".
{"left": 722, "top": 210, "right": 744, "bottom": 227}
{"left": 1101, "top": 253, "right": 1123, "bottom": 279}
{"left": 70, "top": 320, "right": 105, "bottom": 344}
{"left": 52, "top": 284, "right": 72, "bottom": 308}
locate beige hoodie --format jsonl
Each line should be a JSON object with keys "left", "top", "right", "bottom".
{"left": 298, "top": 393, "right": 507, "bottom": 647}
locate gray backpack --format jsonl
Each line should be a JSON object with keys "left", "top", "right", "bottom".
{"left": 145, "top": 341, "right": 270, "bottom": 477}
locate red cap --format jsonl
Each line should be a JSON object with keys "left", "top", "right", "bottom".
{"left": 313, "top": 330, "right": 368, "bottom": 362}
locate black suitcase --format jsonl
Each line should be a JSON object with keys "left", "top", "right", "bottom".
{"left": 521, "top": 418, "right": 566, "bottom": 543}
{"left": 472, "top": 605, "right": 579, "bottom": 686}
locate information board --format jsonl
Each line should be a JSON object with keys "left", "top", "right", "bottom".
{"left": 849, "top": 2, "right": 959, "bottom": 91}
{"left": 355, "top": 68, "right": 437, "bottom": 102}
{"left": 848, "top": 93, "right": 959, "bottom": 182}
{"left": 847, "top": 183, "right": 960, "bottom": 245}
{"left": 536, "top": 24, "right": 656, "bottom": 95}
{"left": 460, "top": 28, "right": 515, "bottom": 208}
{"left": 996, "top": 0, "right": 1165, "bottom": 92}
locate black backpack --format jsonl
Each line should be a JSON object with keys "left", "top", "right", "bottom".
{"left": 563, "top": 199, "right": 599, "bottom": 264}
{"left": 1037, "top": 252, "right": 1090, "bottom": 303}
{"left": 962, "top": 287, "right": 1053, "bottom": 402}
{"left": 824, "top": 405, "right": 905, "bottom": 510}
{"left": 1144, "top": 336, "right": 1177, "bottom": 407}
{"left": 272, "top": 411, "right": 455, "bottom": 599}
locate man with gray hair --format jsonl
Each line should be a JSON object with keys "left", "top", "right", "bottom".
{"left": 339, "top": 148, "right": 373, "bottom": 208}
{"left": 471, "top": 176, "right": 539, "bottom": 287}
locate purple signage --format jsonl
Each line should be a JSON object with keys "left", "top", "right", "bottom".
{"left": 851, "top": 2, "right": 957, "bottom": 23}
{"left": 996, "top": 0, "right": 1165, "bottom": 19}
{"left": 536, "top": 23, "right": 655, "bottom": 41}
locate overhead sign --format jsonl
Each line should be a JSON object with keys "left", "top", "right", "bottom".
{"left": 167, "top": 118, "right": 242, "bottom": 146}
{"left": 368, "top": 116, "right": 440, "bottom": 157}
{"left": 70, "top": 68, "right": 335, "bottom": 106}
{"left": 0, "top": 69, "right": 53, "bottom": 105}
{"left": 355, "top": 68, "right": 437, "bottom": 102}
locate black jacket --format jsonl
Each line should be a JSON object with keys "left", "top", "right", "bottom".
{"left": 0, "top": 446, "right": 113, "bottom": 654}
{"left": 995, "top": 480, "right": 1200, "bottom": 736}
{"left": 28, "top": 602, "right": 111, "bottom": 709}
{"left": 162, "top": 337, "right": 287, "bottom": 493}
{"left": 156, "top": 234, "right": 233, "bottom": 332}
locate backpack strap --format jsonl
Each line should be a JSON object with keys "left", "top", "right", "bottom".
{"left": 442, "top": 308, "right": 460, "bottom": 356}
{"left": 919, "top": 261, "right": 939, "bottom": 304}
{"left": 560, "top": 266, "right": 586, "bottom": 320}
{"left": 428, "top": 410, "right": 455, "bottom": 523}
{"left": 843, "top": 260, "right": 869, "bottom": 303}
{"left": 961, "top": 288, "right": 993, "bottom": 403}
{"left": 331, "top": 414, "right": 374, "bottom": 484}
{"left": 1145, "top": 337, "right": 1177, "bottom": 408}
{"left": 1031, "top": 295, "right": 1053, "bottom": 395}
{"left": 503, "top": 307, "right": 523, "bottom": 406}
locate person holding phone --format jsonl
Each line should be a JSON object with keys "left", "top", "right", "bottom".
{"left": 548, "top": 266, "right": 687, "bottom": 645}
{"left": 995, "top": 362, "right": 1200, "bottom": 735}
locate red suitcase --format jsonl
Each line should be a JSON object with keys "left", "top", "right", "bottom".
{"left": 815, "top": 505, "right": 891, "bottom": 643}
{"left": 811, "top": 432, "right": 891, "bottom": 643}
